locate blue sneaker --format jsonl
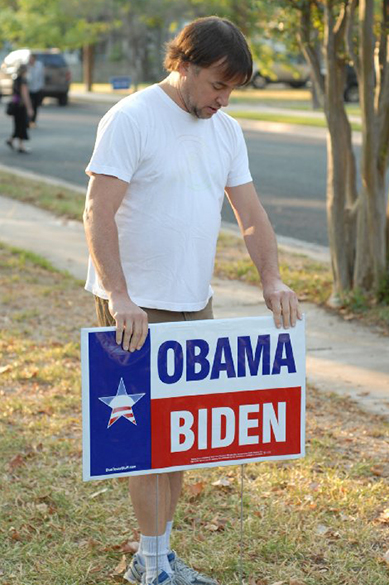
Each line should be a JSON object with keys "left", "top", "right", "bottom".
{"left": 124, "top": 554, "right": 143, "bottom": 583}
{"left": 124, "top": 552, "right": 217, "bottom": 585}
{"left": 142, "top": 570, "right": 176, "bottom": 585}
{"left": 170, "top": 552, "right": 218, "bottom": 585}
{"left": 124, "top": 556, "right": 176, "bottom": 584}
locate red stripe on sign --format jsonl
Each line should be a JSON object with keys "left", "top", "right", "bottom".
{"left": 151, "top": 387, "right": 302, "bottom": 469}
{"left": 125, "top": 414, "right": 136, "bottom": 425}
{"left": 112, "top": 406, "right": 132, "bottom": 414}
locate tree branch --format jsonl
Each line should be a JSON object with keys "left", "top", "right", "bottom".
{"left": 334, "top": 0, "right": 350, "bottom": 40}
{"left": 377, "top": 35, "right": 389, "bottom": 179}
{"left": 346, "top": 0, "right": 360, "bottom": 79}
{"left": 297, "top": 0, "right": 325, "bottom": 99}
{"left": 376, "top": 0, "right": 389, "bottom": 110}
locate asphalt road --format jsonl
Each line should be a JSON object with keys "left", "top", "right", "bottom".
{"left": 0, "top": 98, "right": 373, "bottom": 247}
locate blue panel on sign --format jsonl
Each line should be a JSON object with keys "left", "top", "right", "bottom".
{"left": 110, "top": 76, "right": 131, "bottom": 90}
{"left": 88, "top": 330, "right": 151, "bottom": 477}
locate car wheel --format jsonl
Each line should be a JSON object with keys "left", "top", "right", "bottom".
{"left": 344, "top": 84, "right": 359, "bottom": 103}
{"left": 252, "top": 73, "right": 267, "bottom": 90}
{"left": 289, "top": 80, "right": 307, "bottom": 89}
{"left": 58, "top": 93, "right": 68, "bottom": 106}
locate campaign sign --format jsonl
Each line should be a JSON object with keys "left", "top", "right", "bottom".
{"left": 81, "top": 316, "right": 305, "bottom": 481}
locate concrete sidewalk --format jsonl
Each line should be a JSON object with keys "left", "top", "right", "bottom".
{"left": 1, "top": 194, "right": 388, "bottom": 420}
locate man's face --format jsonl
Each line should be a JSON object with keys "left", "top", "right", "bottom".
{"left": 178, "top": 61, "right": 242, "bottom": 119}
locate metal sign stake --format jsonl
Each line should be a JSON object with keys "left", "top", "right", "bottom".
{"left": 240, "top": 464, "right": 245, "bottom": 585}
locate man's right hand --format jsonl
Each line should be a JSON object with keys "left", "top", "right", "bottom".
{"left": 108, "top": 293, "right": 148, "bottom": 352}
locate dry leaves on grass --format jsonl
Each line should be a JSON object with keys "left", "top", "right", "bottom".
{"left": 186, "top": 481, "right": 205, "bottom": 498}
{"left": 111, "top": 554, "right": 127, "bottom": 580}
{"left": 0, "top": 365, "right": 12, "bottom": 374}
{"left": 203, "top": 516, "right": 228, "bottom": 532}
{"left": 376, "top": 508, "right": 389, "bottom": 524}
{"left": 106, "top": 539, "right": 139, "bottom": 554}
{"left": 8, "top": 453, "right": 25, "bottom": 471}
{"left": 211, "top": 477, "right": 233, "bottom": 489}
{"left": 249, "top": 581, "right": 306, "bottom": 585}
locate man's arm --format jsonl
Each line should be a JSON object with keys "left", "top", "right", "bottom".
{"left": 225, "top": 182, "right": 302, "bottom": 329}
{"left": 83, "top": 173, "right": 148, "bottom": 351}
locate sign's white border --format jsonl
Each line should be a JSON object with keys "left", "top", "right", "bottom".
{"left": 81, "top": 316, "right": 306, "bottom": 481}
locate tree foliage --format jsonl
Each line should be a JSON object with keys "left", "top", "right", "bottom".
{"left": 0, "top": 0, "right": 119, "bottom": 49}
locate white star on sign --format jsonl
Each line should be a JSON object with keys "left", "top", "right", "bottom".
{"left": 99, "top": 378, "right": 145, "bottom": 428}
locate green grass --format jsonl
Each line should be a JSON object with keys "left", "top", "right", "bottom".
{"left": 0, "top": 244, "right": 389, "bottom": 585}
{"left": 0, "top": 170, "right": 84, "bottom": 220}
{"left": 215, "top": 232, "right": 333, "bottom": 305}
{"left": 229, "top": 111, "right": 362, "bottom": 132}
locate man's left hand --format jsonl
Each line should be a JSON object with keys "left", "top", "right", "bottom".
{"left": 262, "top": 279, "right": 302, "bottom": 329}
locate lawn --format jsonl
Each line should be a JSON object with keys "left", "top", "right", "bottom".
{"left": 1, "top": 245, "right": 389, "bottom": 585}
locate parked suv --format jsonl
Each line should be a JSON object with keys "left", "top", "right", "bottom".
{"left": 251, "top": 41, "right": 310, "bottom": 89}
{"left": 0, "top": 48, "right": 70, "bottom": 105}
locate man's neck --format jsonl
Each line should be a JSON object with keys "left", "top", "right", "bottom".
{"left": 158, "top": 73, "right": 189, "bottom": 113}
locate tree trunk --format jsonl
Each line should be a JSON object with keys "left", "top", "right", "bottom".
{"left": 323, "top": 3, "right": 357, "bottom": 297}
{"left": 354, "top": 0, "right": 387, "bottom": 290}
{"left": 83, "top": 44, "right": 95, "bottom": 92}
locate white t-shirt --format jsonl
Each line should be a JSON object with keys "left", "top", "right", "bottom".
{"left": 85, "top": 84, "right": 252, "bottom": 311}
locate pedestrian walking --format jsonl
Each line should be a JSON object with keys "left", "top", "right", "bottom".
{"left": 6, "top": 64, "right": 34, "bottom": 154}
{"left": 83, "top": 16, "right": 302, "bottom": 585}
{"left": 28, "top": 54, "right": 44, "bottom": 126}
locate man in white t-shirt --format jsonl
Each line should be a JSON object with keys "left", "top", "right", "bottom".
{"left": 84, "top": 16, "right": 302, "bottom": 585}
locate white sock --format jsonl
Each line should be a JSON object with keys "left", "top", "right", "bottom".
{"left": 139, "top": 532, "right": 172, "bottom": 582}
{"left": 165, "top": 521, "right": 173, "bottom": 553}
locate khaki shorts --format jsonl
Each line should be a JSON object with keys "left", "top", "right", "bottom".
{"left": 94, "top": 296, "right": 214, "bottom": 326}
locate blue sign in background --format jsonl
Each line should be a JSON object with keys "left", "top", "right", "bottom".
{"left": 88, "top": 330, "right": 151, "bottom": 476}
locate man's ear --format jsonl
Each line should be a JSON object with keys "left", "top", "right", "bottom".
{"left": 177, "top": 61, "right": 190, "bottom": 78}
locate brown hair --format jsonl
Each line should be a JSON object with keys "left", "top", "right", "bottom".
{"left": 164, "top": 17, "right": 253, "bottom": 86}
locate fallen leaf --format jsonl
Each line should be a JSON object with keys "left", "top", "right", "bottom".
{"left": 195, "top": 533, "right": 205, "bottom": 542}
{"left": 204, "top": 523, "right": 219, "bottom": 532}
{"left": 120, "top": 540, "right": 139, "bottom": 554}
{"left": 9, "top": 529, "right": 23, "bottom": 542}
{"left": 377, "top": 509, "right": 389, "bottom": 524}
{"left": 35, "top": 503, "right": 49, "bottom": 514}
{"left": 383, "top": 549, "right": 389, "bottom": 564}
{"left": 0, "top": 365, "right": 12, "bottom": 374}
{"left": 187, "top": 482, "right": 204, "bottom": 497}
{"left": 9, "top": 454, "right": 25, "bottom": 471}
{"left": 112, "top": 554, "right": 127, "bottom": 576}
{"left": 370, "top": 466, "right": 384, "bottom": 477}
{"left": 89, "top": 565, "right": 103, "bottom": 574}
{"left": 211, "top": 478, "right": 232, "bottom": 488}
{"left": 90, "top": 488, "right": 108, "bottom": 499}
{"left": 23, "top": 369, "right": 38, "bottom": 379}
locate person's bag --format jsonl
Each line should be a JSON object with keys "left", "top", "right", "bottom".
{"left": 6, "top": 94, "right": 20, "bottom": 116}
{"left": 6, "top": 101, "right": 17, "bottom": 116}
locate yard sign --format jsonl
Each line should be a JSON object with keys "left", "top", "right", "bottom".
{"left": 81, "top": 316, "right": 305, "bottom": 481}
